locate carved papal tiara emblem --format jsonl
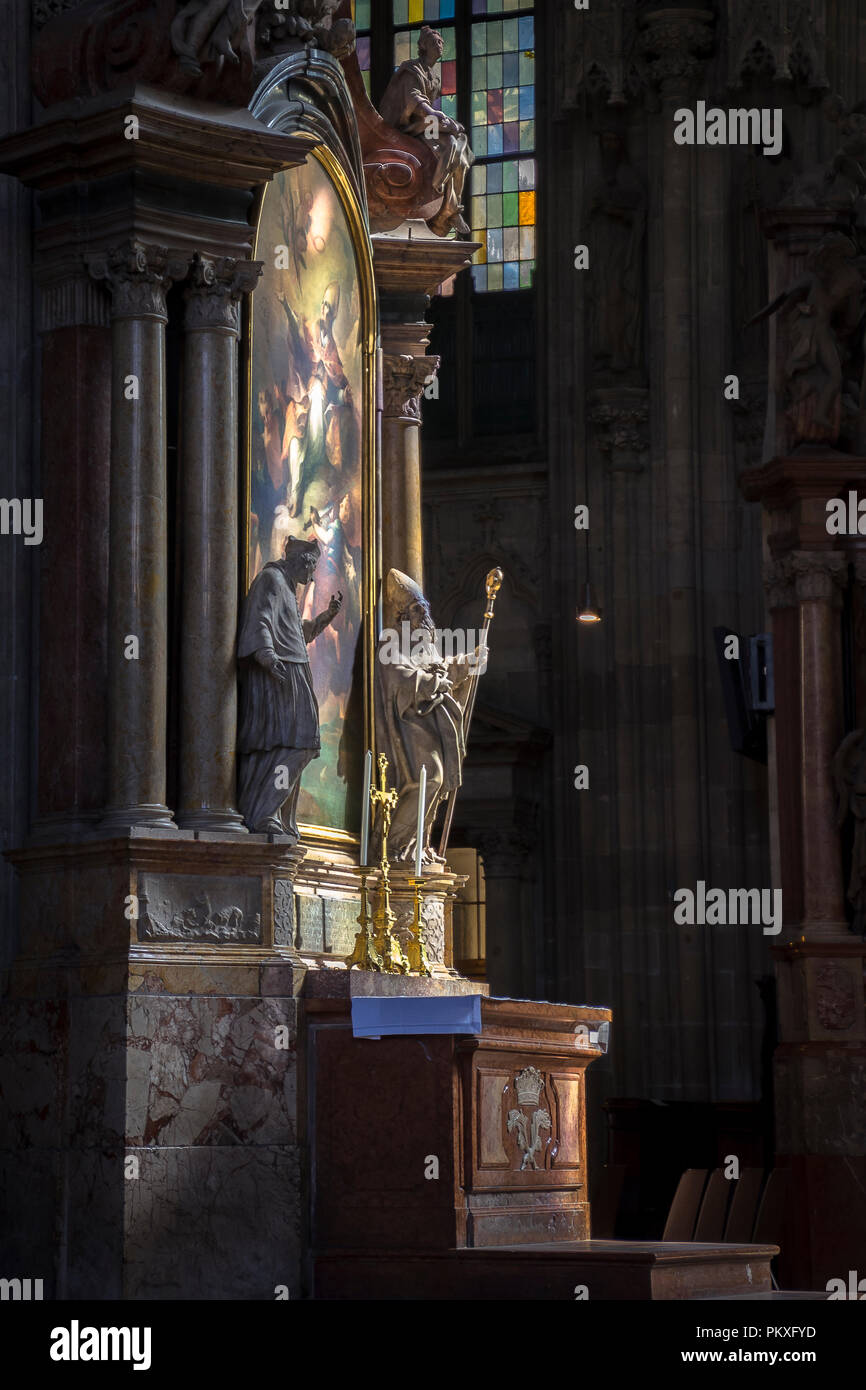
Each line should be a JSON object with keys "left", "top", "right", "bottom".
{"left": 507, "top": 1067, "right": 552, "bottom": 1172}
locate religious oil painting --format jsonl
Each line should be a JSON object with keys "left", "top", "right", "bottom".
{"left": 247, "top": 152, "right": 368, "bottom": 836}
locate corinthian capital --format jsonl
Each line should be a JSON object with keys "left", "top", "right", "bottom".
{"left": 183, "top": 254, "right": 263, "bottom": 334}
{"left": 765, "top": 551, "right": 847, "bottom": 608}
{"left": 788, "top": 550, "right": 847, "bottom": 605}
{"left": 86, "top": 241, "right": 189, "bottom": 322}
{"left": 637, "top": 7, "right": 715, "bottom": 96}
{"left": 382, "top": 353, "right": 440, "bottom": 422}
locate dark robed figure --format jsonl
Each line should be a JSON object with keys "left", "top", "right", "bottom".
{"left": 237, "top": 536, "right": 341, "bottom": 836}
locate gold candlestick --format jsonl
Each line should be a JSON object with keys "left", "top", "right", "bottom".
{"left": 345, "top": 867, "right": 383, "bottom": 972}
{"left": 370, "top": 753, "right": 411, "bottom": 974}
{"left": 409, "top": 875, "right": 433, "bottom": 978}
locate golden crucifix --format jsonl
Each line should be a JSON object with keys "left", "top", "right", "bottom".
{"left": 371, "top": 752, "right": 411, "bottom": 974}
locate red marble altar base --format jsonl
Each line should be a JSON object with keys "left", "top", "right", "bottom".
{"left": 304, "top": 986, "right": 611, "bottom": 1253}
{"left": 313, "top": 1240, "right": 778, "bottom": 1301}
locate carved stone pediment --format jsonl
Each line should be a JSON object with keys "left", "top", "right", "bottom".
{"left": 32, "top": 0, "right": 355, "bottom": 108}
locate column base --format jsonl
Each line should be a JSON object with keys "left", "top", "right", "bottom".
{"left": 175, "top": 807, "right": 249, "bottom": 834}
{"left": 795, "top": 920, "right": 852, "bottom": 944}
{"left": 99, "top": 803, "right": 177, "bottom": 832}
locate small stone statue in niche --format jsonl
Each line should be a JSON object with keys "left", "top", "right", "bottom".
{"left": 375, "top": 569, "right": 480, "bottom": 865}
{"left": 748, "top": 232, "right": 864, "bottom": 446}
{"left": 587, "top": 125, "right": 646, "bottom": 380}
{"left": 379, "top": 25, "right": 474, "bottom": 237}
{"left": 237, "top": 536, "right": 342, "bottom": 836}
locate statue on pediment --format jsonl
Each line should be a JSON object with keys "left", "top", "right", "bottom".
{"left": 379, "top": 25, "right": 474, "bottom": 237}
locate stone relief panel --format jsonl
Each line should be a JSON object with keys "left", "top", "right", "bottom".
{"left": 390, "top": 894, "right": 446, "bottom": 965}
{"left": 273, "top": 879, "right": 297, "bottom": 949}
{"left": 323, "top": 897, "right": 362, "bottom": 955}
{"left": 137, "top": 873, "right": 261, "bottom": 944}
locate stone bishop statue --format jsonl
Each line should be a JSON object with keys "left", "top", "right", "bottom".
{"left": 375, "top": 568, "right": 479, "bottom": 865}
{"left": 236, "top": 535, "right": 342, "bottom": 837}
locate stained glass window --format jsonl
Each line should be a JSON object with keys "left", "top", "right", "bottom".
{"left": 469, "top": 9, "right": 534, "bottom": 291}
{"left": 384, "top": 1, "right": 535, "bottom": 296}
{"left": 351, "top": 0, "right": 372, "bottom": 95}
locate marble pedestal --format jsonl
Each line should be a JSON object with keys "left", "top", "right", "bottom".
{"left": 2, "top": 831, "right": 306, "bottom": 1300}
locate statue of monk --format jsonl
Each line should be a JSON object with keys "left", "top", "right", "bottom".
{"left": 237, "top": 535, "right": 342, "bottom": 837}
{"left": 379, "top": 25, "right": 474, "bottom": 237}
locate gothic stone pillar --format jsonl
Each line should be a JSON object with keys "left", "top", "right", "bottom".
{"left": 639, "top": 3, "right": 715, "bottom": 1095}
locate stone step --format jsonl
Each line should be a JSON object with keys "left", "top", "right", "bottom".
{"left": 314, "top": 1239, "right": 779, "bottom": 1301}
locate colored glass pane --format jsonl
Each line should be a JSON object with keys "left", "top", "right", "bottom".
{"left": 473, "top": 0, "right": 534, "bottom": 17}
{"left": 352, "top": 0, "right": 371, "bottom": 28}
{"left": 487, "top": 263, "right": 503, "bottom": 290}
{"left": 518, "top": 189, "right": 535, "bottom": 225}
{"left": 394, "top": 0, "right": 408, "bottom": 22}
{"left": 502, "top": 226, "right": 519, "bottom": 259}
{"left": 356, "top": 36, "right": 371, "bottom": 94}
{"left": 487, "top": 228, "right": 503, "bottom": 262}
{"left": 504, "top": 261, "right": 519, "bottom": 289}
{"left": 502, "top": 191, "right": 518, "bottom": 225}
{"left": 441, "top": 59, "right": 457, "bottom": 93}
{"left": 408, "top": 0, "right": 423, "bottom": 22}
{"left": 519, "top": 119, "right": 534, "bottom": 150}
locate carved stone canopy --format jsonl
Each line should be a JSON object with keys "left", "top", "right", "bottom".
{"left": 727, "top": 0, "right": 827, "bottom": 93}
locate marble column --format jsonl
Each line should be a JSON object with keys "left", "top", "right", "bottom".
{"left": 176, "top": 254, "right": 262, "bottom": 832}
{"left": 87, "top": 241, "right": 186, "bottom": 831}
{"left": 791, "top": 552, "right": 848, "bottom": 938}
{"left": 381, "top": 352, "right": 439, "bottom": 587}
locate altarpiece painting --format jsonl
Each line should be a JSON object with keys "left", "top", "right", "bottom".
{"left": 246, "top": 149, "right": 375, "bottom": 839}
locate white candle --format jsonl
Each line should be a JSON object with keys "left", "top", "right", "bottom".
{"left": 360, "top": 749, "right": 372, "bottom": 867}
{"left": 415, "top": 765, "right": 427, "bottom": 878}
